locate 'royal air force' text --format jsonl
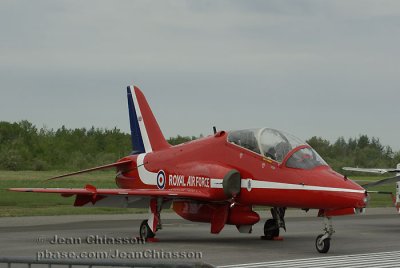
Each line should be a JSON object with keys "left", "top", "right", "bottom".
{"left": 168, "top": 175, "right": 210, "bottom": 188}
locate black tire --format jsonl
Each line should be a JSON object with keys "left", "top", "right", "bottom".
{"left": 315, "top": 234, "right": 330, "bottom": 253}
{"left": 140, "top": 220, "right": 155, "bottom": 239}
{"left": 263, "top": 219, "right": 279, "bottom": 239}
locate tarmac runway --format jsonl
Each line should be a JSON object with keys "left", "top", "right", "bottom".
{"left": 0, "top": 208, "right": 399, "bottom": 267}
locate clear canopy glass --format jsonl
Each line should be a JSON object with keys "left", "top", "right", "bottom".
{"left": 227, "top": 127, "right": 328, "bottom": 168}
{"left": 285, "top": 147, "right": 328, "bottom": 169}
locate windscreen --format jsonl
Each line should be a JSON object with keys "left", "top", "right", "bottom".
{"left": 285, "top": 147, "right": 328, "bottom": 170}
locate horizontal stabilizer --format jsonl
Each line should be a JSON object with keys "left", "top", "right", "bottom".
{"left": 45, "top": 159, "right": 133, "bottom": 181}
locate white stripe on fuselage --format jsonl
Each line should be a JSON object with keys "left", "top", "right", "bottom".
{"left": 208, "top": 178, "right": 364, "bottom": 193}
{"left": 130, "top": 86, "right": 152, "bottom": 153}
{"left": 137, "top": 153, "right": 157, "bottom": 185}
{"left": 246, "top": 179, "right": 365, "bottom": 193}
{"left": 210, "top": 178, "right": 223, "bottom": 188}
{"left": 239, "top": 179, "right": 364, "bottom": 193}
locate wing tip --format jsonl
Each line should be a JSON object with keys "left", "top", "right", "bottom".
{"left": 8, "top": 188, "right": 32, "bottom": 192}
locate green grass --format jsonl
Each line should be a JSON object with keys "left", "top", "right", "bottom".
{"left": 0, "top": 170, "right": 147, "bottom": 217}
{"left": 349, "top": 175, "right": 397, "bottom": 208}
{"left": 0, "top": 171, "right": 397, "bottom": 217}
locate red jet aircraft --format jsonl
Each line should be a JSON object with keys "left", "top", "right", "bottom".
{"left": 10, "top": 85, "right": 368, "bottom": 253}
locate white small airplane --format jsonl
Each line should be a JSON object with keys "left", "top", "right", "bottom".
{"left": 343, "top": 164, "right": 400, "bottom": 213}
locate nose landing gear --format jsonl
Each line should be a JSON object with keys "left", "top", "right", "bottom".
{"left": 316, "top": 217, "right": 334, "bottom": 253}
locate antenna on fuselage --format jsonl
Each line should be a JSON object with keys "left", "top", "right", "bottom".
{"left": 213, "top": 126, "right": 217, "bottom": 134}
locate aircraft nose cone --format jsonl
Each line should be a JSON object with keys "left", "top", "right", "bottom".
{"left": 344, "top": 180, "right": 367, "bottom": 208}
{"left": 356, "top": 191, "right": 368, "bottom": 208}
{"left": 325, "top": 170, "right": 368, "bottom": 209}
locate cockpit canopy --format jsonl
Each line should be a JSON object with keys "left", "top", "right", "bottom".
{"left": 227, "top": 128, "right": 327, "bottom": 169}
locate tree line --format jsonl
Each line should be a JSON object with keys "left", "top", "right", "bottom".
{"left": 307, "top": 135, "right": 399, "bottom": 172}
{"left": 0, "top": 120, "right": 399, "bottom": 172}
{"left": 0, "top": 121, "right": 197, "bottom": 171}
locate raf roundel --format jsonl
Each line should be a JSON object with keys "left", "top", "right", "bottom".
{"left": 157, "top": 170, "right": 166, "bottom": 189}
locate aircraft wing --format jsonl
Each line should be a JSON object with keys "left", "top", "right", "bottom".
{"left": 9, "top": 185, "right": 213, "bottom": 208}
{"left": 362, "top": 175, "right": 400, "bottom": 188}
{"left": 8, "top": 186, "right": 211, "bottom": 200}
{"left": 342, "top": 167, "right": 399, "bottom": 174}
{"left": 342, "top": 167, "right": 400, "bottom": 174}
{"left": 343, "top": 166, "right": 400, "bottom": 187}
{"left": 8, "top": 159, "right": 214, "bottom": 207}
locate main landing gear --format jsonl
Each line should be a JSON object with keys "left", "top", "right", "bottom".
{"left": 263, "top": 207, "right": 286, "bottom": 239}
{"left": 315, "top": 217, "right": 334, "bottom": 253}
{"left": 139, "top": 220, "right": 155, "bottom": 239}
{"left": 139, "top": 198, "right": 163, "bottom": 241}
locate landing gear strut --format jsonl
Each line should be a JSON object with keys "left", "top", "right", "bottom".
{"left": 316, "top": 217, "right": 334, "bottom": 253}
{"left": 139, "top": 197, "right": 163, "bottom": 241}
{"left": 263, "top": 207, "right": 286, "bottom": 239}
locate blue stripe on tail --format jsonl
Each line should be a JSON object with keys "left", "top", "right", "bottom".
{"left": 127, "top": 87, "right": 145, "bottom": 154}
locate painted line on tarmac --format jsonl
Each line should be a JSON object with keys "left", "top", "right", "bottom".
{"left": 218, "top": 250, "right": 400, "bottom": 268}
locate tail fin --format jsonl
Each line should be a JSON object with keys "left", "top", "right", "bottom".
{"left": 127, "top": 85, "right": 170, "bottom": 154}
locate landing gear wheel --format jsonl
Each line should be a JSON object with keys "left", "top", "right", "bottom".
{"left": 316, "top": 234, "right": 330, "bottom": 253}
{"left": 140, "top": 220, "right": 155, "bottom": 240}
{"left": 264, "top": 219, "right": 279, "bottom": 239}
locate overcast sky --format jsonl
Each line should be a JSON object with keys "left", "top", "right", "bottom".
{"left": 1, "top": 0, "right": 399, "bottom": 150}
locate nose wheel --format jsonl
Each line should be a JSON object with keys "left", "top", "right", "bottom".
{"left": 316, "top": 234, "right": 331, "bottom": 253}
{"left": 315, "top": 217, "right": 334, "bottom": 253}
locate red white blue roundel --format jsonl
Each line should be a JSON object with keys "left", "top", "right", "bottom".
{"left": 157, "top": 170, "right": 166, "bottom": 189}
